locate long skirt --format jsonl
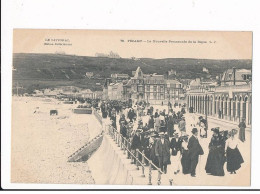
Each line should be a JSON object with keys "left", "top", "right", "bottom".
{"left": 181, "top": 150, "right": 190, "bottom": 174}
{"left": 172, "top": 151, "right": 181, "bottom": 172}
{"left": 226, "top": 147, "right": 244, "bottom": 172}
{"left": 205, "top": 147, "right": 225, "bottom": 176}
{"left": 239, "top": 128, "right": 246, "bottom": 142}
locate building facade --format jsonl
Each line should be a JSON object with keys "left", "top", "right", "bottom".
{"left": 187, "top": 69, "right": 252, "bottom": 126}
{"left": 123, "top": 67, "right": 185, "bottom": 105}
{"left": 107, "top": 82, "right": 123, "bottom": 100}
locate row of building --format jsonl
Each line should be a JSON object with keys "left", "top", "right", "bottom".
{"left": 103, "top": 67, "right": 185, "bottom": 104}
{"left": 31, "top": 66, "right": 252, "bottom": 126}
{"left": 102, "top": 66, "right": 252, "bottom": 126}
{"left": 186, "top": 68, "right": 252, "bottom": 125}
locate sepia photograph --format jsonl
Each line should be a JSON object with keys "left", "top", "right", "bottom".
{"left": 11, "top": 30, "right": 252, "bottom": 186}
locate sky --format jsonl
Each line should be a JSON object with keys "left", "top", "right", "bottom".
{"left": 13, "top": 30, "right": 252, "bottom": 59}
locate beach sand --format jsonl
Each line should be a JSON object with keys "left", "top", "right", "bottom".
{"left": 11, "top": 97, "right": 101, "bottom": 184}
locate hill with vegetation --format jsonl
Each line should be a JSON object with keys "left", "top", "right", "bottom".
{"left": 12, "top": 53, "right": 252, "bottom": 94}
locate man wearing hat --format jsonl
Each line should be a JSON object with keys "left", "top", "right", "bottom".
{"left": 120, "top": 121, "right": 128, "bottom": 138}
{"left": 188, "top": 128, "right": 204, "bottom": 177}
{"left": 149, "top": 132, "right": 160, "bottom": 168}
{"left": 155, "top": 132, "right": 171, "bottom": 174}
{"left": 131, "top": 129, "right": 143, "bottom": 152}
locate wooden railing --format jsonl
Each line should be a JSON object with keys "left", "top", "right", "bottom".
{"left": 107, "top": 125, "right": 173, "bottom": 186}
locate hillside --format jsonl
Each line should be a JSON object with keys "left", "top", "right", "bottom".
{"left": 12, "top": 53, "right": 252, "bottom": 94}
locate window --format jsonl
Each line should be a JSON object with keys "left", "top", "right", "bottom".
{"left": 160, "top": 94, "right": 164, "bottom": 100}
{"left": 138, "top": 86, "right": 143, "bottom": 92}
{"left": 160, "top": 86, "right": 164, "bottom": 92}
{"left": 146, "top": 93, "right": 150, "bottom": 100}
{"left": 153, "top": 86, "right": 157, "bottom": 92}
{"left": 242, "top": 74, "right": 251, "bottom": 80}
{"left": 153, "top": 93, "right": 157, "bottom": 100}
{"left": 147, "top": 85, "right": 150, "bottom": 92}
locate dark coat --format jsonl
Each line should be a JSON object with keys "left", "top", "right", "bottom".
{"left": 148, "top": 118, "right": 155, "bottom": 129}
{"left": 170, "top": 137, "right": 182, "bottom": 156}
{"left": 167, "top": 117, "right": 174, "bottom": 137}
{"left": 155, "top": 139, "right": 171, "bottom": 165}
{"left": 150, "top": 139, "right": 159, "bottom": 167}
{"left": 188, "top": 135, "right": 204, "bottom": 159}
{"left": 120, "top": 125, "right": 128, "bottom": 138}
{"left": 131, "top": 134, "right": 143, "bottom": 150}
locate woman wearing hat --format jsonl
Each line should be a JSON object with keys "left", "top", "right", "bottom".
{"left": 205, "top": 128, "right": 226, "bottom": 176}
{"left": 178, "top": 117, "right": 186, "bottom": 136}
{"left": 181, "top": 135, "right": 190, "bottom": 174}
{"left": 238, "top": 118, "right": 246, "bottom": 142}
{"left": 170, "top": 133, "right": 183, "bottom": 175}
{"left": 225, "top": 129, "right": 244, "bottom": 174}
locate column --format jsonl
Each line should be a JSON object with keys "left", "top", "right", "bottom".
{"left": 213, "top": 97, "right": 216, "bottom": 116}
{"left": 209, "top": 97, "right": 212, "bottom": 116}
{"left": 236, "top": 101, "right": 239, "bottom": 122}
{"left": 202, "top": 96, "right": 204, "bottom": 114}
{"left": 226, "top": 100, "right": 230, "bottom": 120}
{"left": 240, "top": 100, "right": 243, "bottom": 122}
{"left": 199, "top": 96, "right": 201, "bottom": 114}
{"left": 246, "top": 101, "right": 249, "bottom": 125}
{"left": 230, "top": 99, "right": 233, "bottom": 121}
{"left": 224, "top": 100, "right": 227, "bottom": 120}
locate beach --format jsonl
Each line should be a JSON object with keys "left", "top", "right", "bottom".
{"left": 11, "top": 97, "right": 101, "bottom": 184}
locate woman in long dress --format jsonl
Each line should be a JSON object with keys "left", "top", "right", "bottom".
{"left": 238, "top": 118, "right": 246, "bottom": 142}
{"left": 171, "top": 133, "right": 183, "bottom": 174}
{"left": 225, "top": 129, "right": 244, "bottom": 174}
{"left": 205, "top": 128, "right": 226, "bottom": 176}
{"left": 181, "top": 135, "right": 190, "bottom": 174}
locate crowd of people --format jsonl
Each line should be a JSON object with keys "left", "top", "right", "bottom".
{"left": 85, "top": 98, "right": 245, "bottom": 178}
{"left": 97, "top": 99, "right": 245, "bottom": 177}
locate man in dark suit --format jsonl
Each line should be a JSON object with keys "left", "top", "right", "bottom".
{"left": 155, "top": 132, "right": 171, "bottom": 174}
{"left": 131, "top": 129, "right": 143, "bottom": 151}
{"left": 131, "top": 129, "right": 143, "bottom": 163}
{"left": 188, "top": 128, "right": 204, "bottom": 177}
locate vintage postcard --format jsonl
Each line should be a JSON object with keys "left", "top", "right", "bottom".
{"left": 11, "top": 30, "right": 252, "bottom": 186}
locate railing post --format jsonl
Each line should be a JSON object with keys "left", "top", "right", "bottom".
{"left": 117, "top": 132, "right": 120, "bottom": 145}
{"left": 123, "top": 139, "right": 126, "bottom": 155}
{"left": 148, "top": 161, "right": 152, "bottom": 185}
{"left": 130, "top": 151, "right": 134, "bottom": 164}
{"left": 121, "top": 137, "right": 124, "bottom": 150}
{"left": 142, "top": 150, "right": 145, "bottom": 165}
{"left": 115, "top": 131, "right": 117, "bottom": 143}
{"left": 127, "top": 142, "right": 131, "bottom": 159}
{"left": 141, "top": 166, "right": 145, "bottom": 177}
{"left": 136, "top": 151, "right": 139, "bottom": 170}
{"left": 157, "top": 170, "right": 161, "bottom": 185}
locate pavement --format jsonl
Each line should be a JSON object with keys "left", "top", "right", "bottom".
{"left": 108, "top": 105, "right": 251, "bottom": 186}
